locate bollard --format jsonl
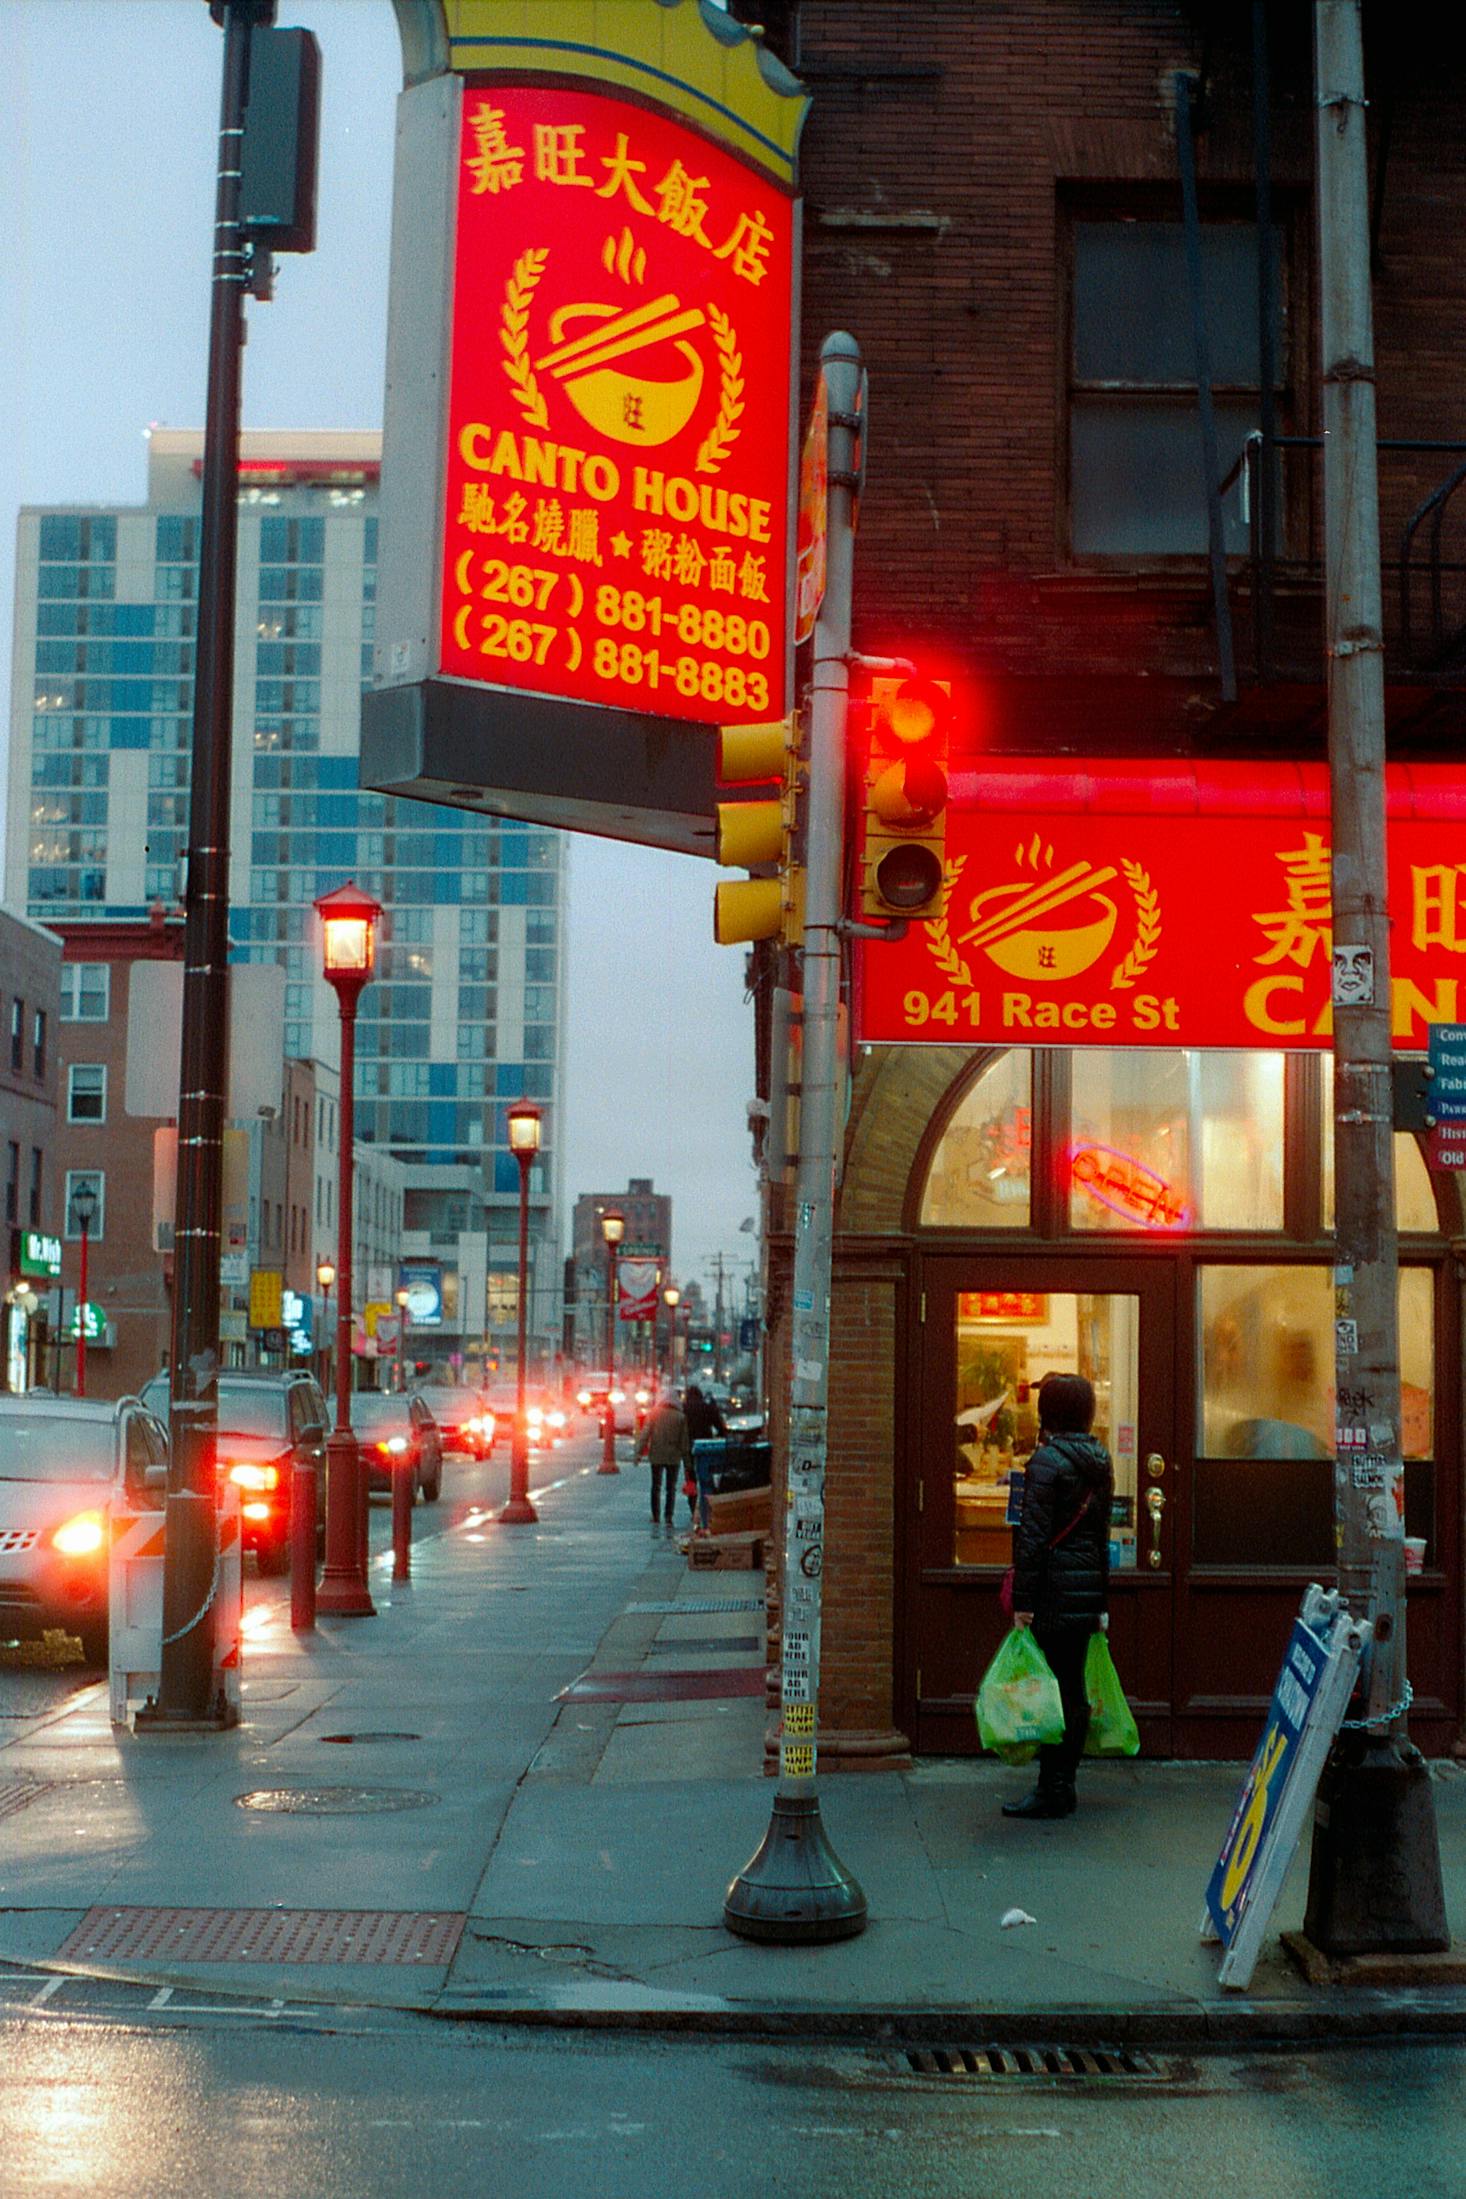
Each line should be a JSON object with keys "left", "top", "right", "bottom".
{"left": 391, "top": 1457, "right": 413, "bottom": 1582}
{"left": 290, "top": 1457, "right": 317, "bottom": 1632}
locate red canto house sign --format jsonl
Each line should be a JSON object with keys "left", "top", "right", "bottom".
{"left": 440, "top": 85, "right": 795, "bottom": 725}
{"left": 854, "top": 760, "right": 1466, "bottom": 1049}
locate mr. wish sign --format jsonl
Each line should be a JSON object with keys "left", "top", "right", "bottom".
{"left": 440, "top": 84, "right": 796, "bottom": 726}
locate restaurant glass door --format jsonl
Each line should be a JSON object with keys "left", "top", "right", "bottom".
{"left": 904, "top": 1255, "right": 1179, "bottom": 1755}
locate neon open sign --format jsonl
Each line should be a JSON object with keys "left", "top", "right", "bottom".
{"left": 1069, "top": 1144, "right": 1190, "bottom": 1231}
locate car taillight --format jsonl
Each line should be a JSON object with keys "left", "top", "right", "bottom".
{"left": 227, "top": 1462, "right": 280, "bottom": 1493}
{"left": 527, "top": 1406, "right": 544, "bottom": 1427}
{"left": 376, "top": 1437, "right": 408, "bottom": 1456}
{"left": 610, "top": 1388, "right": 625, "bottom": 1405}
{"left": 548, "top": 1410, "right": 566, "bottom": 1430}
{"left": 242, "top": 1502, "right": 272, "bottom": 1522}
{"left": 576, "top": 1390, "right": 591, "bottom": 1407}
{"left": 52, "top": 1510, "right": 106, "bottom": 1558}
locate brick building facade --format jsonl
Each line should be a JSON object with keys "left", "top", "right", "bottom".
{"left": 740, "top": 2, "right": 1466, "bottom": 1763}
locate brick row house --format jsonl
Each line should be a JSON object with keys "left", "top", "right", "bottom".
{"left": 732, "top": 1, "right": 1466, "bottom": 1761}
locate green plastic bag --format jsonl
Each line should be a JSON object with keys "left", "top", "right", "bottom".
{"left": 975, "top": 1627, "right": 1065, "bottom": 1763}
{"left": 1083, "top": 1631, "right": 1140, "bottom": 1757}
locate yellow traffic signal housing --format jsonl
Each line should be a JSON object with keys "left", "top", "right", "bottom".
{"left": 713, "top": 716, "right": 803, "bottom": 947}
{"left": 861, "top": 676, "right": 952, "bottom": 920}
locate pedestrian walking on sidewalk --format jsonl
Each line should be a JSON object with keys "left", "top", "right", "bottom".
{"left": 683, "top": 1382, "right": 729, "bottom": 1535}
{"left": 1002, "top": 1371, "right": 1113, "bottom": 1822}
{"left": 636, "top": 1388, "right": 691, "bottom": 1530}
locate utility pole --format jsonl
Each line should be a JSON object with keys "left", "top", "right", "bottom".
{"left": 1303, "top": 0, "right": 1447, "bottom": 1953}
{"left": 138, "top": 0, "right": 275, "bottom": 1729}
{"left": 725, "top": 333, "right": 868, "bottom": 1943}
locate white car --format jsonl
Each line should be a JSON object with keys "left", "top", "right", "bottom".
{"left": 0, "top": 1395, "right": 167, "bottom": 1663}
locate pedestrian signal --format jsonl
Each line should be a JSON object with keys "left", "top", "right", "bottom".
{"left": 861, "top": 676, "right": 952, "bottom": 921}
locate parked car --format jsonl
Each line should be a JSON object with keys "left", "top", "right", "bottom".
{"left": 142, "top": 1368, "right": 328, "bottom": 1577}
{"left": 575, "top": 1371, "right": 634, "bottom": 1436}
{"left": 415, "top": 1384, "right": 494, "bottom": 1458}
{"left": 486, "top": 1387, "right": 569, "bottom": 1451}
{"left": 0, "top": 1394, "right": 167, "bottom": 1663}
{"left": 352, "top": 1389, "right": 443, "bottom": 1501}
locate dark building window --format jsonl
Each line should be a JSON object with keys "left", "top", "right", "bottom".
{"left": 1069, "top": 218, "right": 1283, "bottom": 558}
{"left": 28, "top": 1148, "right": 42, "bottom": 1228}
{"left": 5, "top": 1143, "right": 18, "bottom": 1225}
{"left": 32, "top": 1008, "right": 46, "bottom": 1081}
{"left": 9, "top": 999, "right": 22, "bottom": 1073}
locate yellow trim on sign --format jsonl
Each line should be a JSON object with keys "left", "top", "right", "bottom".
{"left": 439, "top": 0, "right": 808, "bottom": 186}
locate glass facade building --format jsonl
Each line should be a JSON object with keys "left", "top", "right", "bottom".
{"left": 6, "top": 432, "right": 565, "bottom": 1368}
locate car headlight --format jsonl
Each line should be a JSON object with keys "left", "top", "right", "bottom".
{"left": 527, "top": 1406, "right": 544, "bottom": 1427}
{"left": 52, "top": 1510, "right": 106, "bottom": 1558}
{"left": 227, "top": 1462, "right": 280, "bottom": 1493}
{"left": 609, "top": 1388, "right": 625, "bottom": 1405}
{"left": 576, "top": 1390, "right": 591, "bottom": 1407}
{"left": 548, "top": 1410, "right": 566, "bottom": 1430}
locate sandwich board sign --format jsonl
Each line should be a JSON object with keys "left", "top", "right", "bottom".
{"left": 1201, "top": 1585, "right": 1370, "bottom": 1989}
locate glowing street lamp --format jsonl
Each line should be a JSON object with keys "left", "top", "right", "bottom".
{"left": 316, "top": 1259, "right": 335, "bottom": 1393}
{"left": 314, "top": 881, "right": 381, "bottom": 1617}
{"left": 662, "top": 1284, "right": 681, "bottom": 1386}
{"left": 599, "top": 1208, "right": 625, "bottom": 1475}
{"left": 501, "top": 1100, "right": 542, "bottom": 1525}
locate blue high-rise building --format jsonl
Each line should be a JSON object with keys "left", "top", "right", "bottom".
{"left": 5, "top": 431, "right": 565, "bottom": 1376}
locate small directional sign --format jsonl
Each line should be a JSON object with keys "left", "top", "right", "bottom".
{"left": 1426, "top": 1024, "right": 1466, "bottom": 1168}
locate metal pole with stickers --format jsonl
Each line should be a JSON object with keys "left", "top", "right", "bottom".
{"left": 724, "top": 335, "right": 868, "bottom": 1944}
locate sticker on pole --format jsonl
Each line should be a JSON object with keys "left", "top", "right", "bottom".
{"left": 1201, "top": 1586, "right": 1369, "bottom": 1990}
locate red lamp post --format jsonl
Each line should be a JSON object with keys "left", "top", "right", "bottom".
{"left": 314, "top": 881, "right": 380, "bottom": 1618}
{"left": 70, "top": 1179, "right": 97, "bottom": 1398}
{"left": 500, "top": 1099, "right": 542, "bottom": 1524}
{"left": 599, "top": 1208, "right": 624, "bottom": 1474}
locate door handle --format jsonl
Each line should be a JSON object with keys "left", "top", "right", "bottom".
{"left": 1145, "top": 1483, "right": 1165, "bottom": 1568}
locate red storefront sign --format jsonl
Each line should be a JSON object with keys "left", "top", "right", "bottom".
{"left": 440, "top": 85, "right": 795, "bottom": 724}
{"left": 855, "top": 761, "right": 1466, "bottom": 1049}
{"left": 617, "top": 1258, "right": 662, "bottom": 1322}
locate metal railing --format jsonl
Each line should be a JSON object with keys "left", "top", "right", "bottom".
{"left": 1222, "top": 431, "right": 1466, "bottom": 685}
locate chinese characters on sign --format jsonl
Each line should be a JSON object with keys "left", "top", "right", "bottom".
{"left": 441, "top": 87, "right": 795, "bottom": 724}
{"left": 857, "top": 763, "right": 1466, "bottom": 1049}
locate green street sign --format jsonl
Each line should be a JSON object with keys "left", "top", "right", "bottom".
{"left": 19, "top": 1231, "right": 62, "bottom": 1281}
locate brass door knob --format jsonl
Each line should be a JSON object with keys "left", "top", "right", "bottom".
{"left": 1145, "top": 1452, "right": 1166, "bottom": 1481}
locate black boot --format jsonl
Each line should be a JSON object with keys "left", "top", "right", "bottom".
{"left": 1001, "top": 1768, "right": 1076, "bottom": 1820}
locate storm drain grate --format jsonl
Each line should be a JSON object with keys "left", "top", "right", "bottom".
{"left": 905, "top": 2045, "right": 1163, "bottom": 2080}
{"left": 0, "top": 1776, "right": 50, "bottom": 1821}
{"left": 558, "top": 1668, "right": 766, "bottom": 1703}
{"left": 626, "top": 1598, "right": 763, "bottom": 1614}
{"left": 56, "top": 1905, "right": 466, "bottom": 1967}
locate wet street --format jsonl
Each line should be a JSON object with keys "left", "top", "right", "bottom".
{"left": 1, "top": 1989, "right": 1463, "bottom": 2199}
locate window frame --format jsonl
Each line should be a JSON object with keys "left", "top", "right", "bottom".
{"left": 67, "top": 1062, "right": 107, "bottom": 1125}
{"left": 1059, "top": 192, "right": 1302, "bottom": 569}
{"left": 64, "top": 1167, "right": 105, "bottom": 1242}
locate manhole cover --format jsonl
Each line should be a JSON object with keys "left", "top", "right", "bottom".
{"left": 318, "top": 1732, "right": 422, "bottom": 1745}
{"left": 235, "top": 1786, "right": 438, "bottom": 1815}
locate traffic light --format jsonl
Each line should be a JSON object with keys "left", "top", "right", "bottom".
{"left": 713, "top": 715, "right": 803, "bottom": 946}
{"left": 861, "top": 675, "right": 953, "bottom": 920}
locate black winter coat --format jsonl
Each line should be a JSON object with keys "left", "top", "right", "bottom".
{"left": 1011, "top": 1431, "right": 1113, "bottom": 1632}
{"left": 683, "top": 1388, "right": 728, "bottom": 1444}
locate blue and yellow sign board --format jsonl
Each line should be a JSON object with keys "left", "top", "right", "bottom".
{"left": 1206, "top": 1616, "right": 1330, "bottom": 1943}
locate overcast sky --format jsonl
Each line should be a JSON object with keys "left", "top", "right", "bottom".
{"left": 0, "top": 0, "right": 759, "bottom": 1300}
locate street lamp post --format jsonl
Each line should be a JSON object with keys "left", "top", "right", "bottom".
{"left": 599, "top": 1209, "right": 624, "bottom": 1474}
{"left": 314, "top": 882, "right": 381, "bottom": 1618}
{"left": 500, "top": 1100, "right": 542, "bottom": 1524}
{"left": 316, "top": 1258, "right": 335, "bottom": 1397}
{"left": 395, "top": 1285, "right": 409, "bottom": 1394}
{"left": 662, "top": 1285, "right": 680, "bottom": 1388}
{"left": 69, "top": 1180, "right": 97, "bottom": 1398}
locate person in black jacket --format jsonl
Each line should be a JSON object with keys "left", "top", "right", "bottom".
{"left": 1002, "top": 1371, "right": 1114, "bottom": 1821}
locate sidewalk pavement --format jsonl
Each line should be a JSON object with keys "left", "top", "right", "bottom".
{"left": 2, "top": 1442, "right": 1465, "bottom": 2043}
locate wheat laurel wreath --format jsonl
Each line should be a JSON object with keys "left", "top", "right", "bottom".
{"left": 695, "top": 306, "right": 745, "bottom": 475}
{"left": 927, "top": 857, "right": 973, "bottom": 990}
{"left": 1111, "top": 859, "right": 1161, "bottom": 989}
{"left": 500, "top": 250, "right": 549, "bottom": 431}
